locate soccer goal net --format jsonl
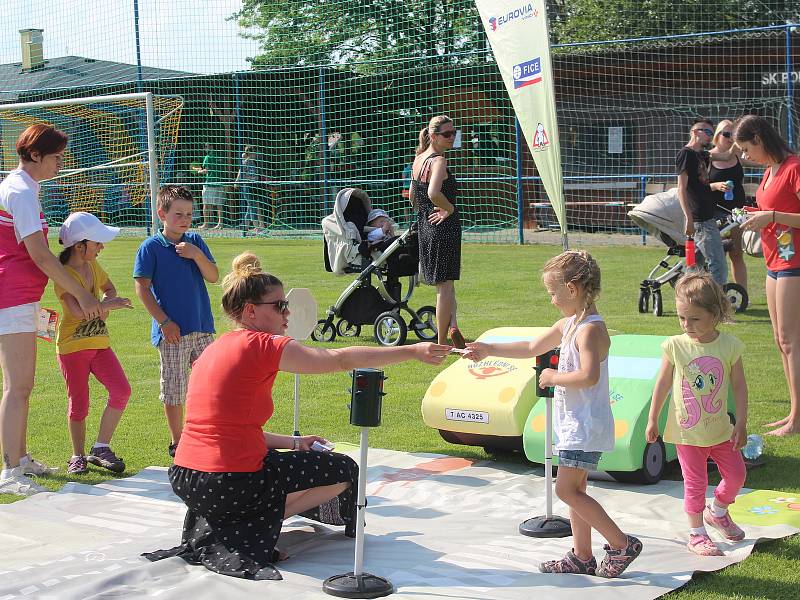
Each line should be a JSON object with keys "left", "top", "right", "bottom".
{"left": 0, "top": 92, "right": 182, "bottom": 233}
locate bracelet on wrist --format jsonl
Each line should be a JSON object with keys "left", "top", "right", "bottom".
{"left": 291, "top": 436, "right": 300, "bottom": 450}
{"left": 158, "top": 317, "right": 171, "bottom": 329}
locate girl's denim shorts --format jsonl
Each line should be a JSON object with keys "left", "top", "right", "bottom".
{"left": 558, "top": 449, "right": 602, "bottom": 471}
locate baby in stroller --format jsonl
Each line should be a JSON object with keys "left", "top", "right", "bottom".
{"left": 317, "top": 188, "right": 438, "bottom": 346}
{"left": 628, "top": 188, "right": 751, "bottom": 316}
{"left": 365, "top": 209, "right": 397, "bottom": 249}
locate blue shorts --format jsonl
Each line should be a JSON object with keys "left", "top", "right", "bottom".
{"left": 767, "top": 268, "right": 800, "bottom": 279}
{"left": 558, "top": 449, "right": 602, "bottom": 471}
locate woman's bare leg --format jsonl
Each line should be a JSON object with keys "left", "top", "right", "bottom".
{"left": 0, "top": 332, "right": 36, "bottom": 469}
{"left": 727, "top": 229, "right": 748, "bottom": 291}
{"left": 284, "top": 482, "right": 350, "bottom": 518}
{"left": 436, "top": 280, "right": 455, "bottom": 345}
{"left": 766, "top": 275, "right": 800, "bottom": 436}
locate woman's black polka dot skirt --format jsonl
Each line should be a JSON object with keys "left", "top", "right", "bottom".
{"left": 143, "top": 449, "right": 358, "bottom": 580}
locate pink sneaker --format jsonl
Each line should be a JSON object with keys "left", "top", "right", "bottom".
{"left": 704, "top": 505, "right": 745, "bottom": 541}
{"left": 687, "top": 533, "right": 723, "bottom": 556}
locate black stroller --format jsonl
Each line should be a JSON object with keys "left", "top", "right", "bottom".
{"left": 313, "top": 188, "right": 437, "bottom": 346}
{"left": 627, "top": 188, "right": 749, "bottom": 316}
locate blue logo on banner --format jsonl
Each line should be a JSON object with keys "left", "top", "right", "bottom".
{"left": 513, "top": 57, "right": 542, "bottom": 89}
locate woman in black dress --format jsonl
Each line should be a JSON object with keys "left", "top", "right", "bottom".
{"left": 410, "top": 115, "right": 465, "bottom": 347}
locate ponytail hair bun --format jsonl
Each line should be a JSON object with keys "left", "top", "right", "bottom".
{"left": 221, "top": 252, "right": 283, "bottom": 322}
{"left": 231, "top": 252, "right": 262, "bottom": 278}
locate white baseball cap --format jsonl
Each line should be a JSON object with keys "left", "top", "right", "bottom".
{"left": 59, "top": 212, "right": 120, "bottom": 248}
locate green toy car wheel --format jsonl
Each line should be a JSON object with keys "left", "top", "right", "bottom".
{"left": 610, "top": 438, "right": 666, "bottom": 485}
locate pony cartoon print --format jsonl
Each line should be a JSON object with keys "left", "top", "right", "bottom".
{"left": 679, "top": 356, "right": 724, "bottom": 429}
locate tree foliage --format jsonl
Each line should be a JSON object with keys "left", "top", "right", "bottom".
{"left": 549, "top": 0, "right": 800, "bottom": 44}
{"left": 232, "top": 1, "right": 800, "bottom": 68}
{"left": 233, "top": 0, "right": 486, "bottom": 70}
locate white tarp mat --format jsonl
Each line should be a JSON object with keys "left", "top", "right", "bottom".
{"left": 1, "top": 448, "right": 798, "bottom": 599}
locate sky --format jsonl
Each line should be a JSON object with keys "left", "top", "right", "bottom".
{"left": 0, "top": 0, "right": 261, "bottom": 75}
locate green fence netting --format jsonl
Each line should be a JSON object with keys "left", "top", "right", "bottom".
{"left": 1, "top": 1, "right": 799, "bottom": 243}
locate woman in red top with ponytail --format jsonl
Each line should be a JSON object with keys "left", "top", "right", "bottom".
{"left": 145, "top": 251, "right": 448, "bottom": 580}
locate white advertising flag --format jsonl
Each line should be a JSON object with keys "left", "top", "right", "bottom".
{"left": 474, "top": 0, "right": 567, "bottom": 244}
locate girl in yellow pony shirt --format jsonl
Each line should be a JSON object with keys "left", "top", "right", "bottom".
{"left": 647, "top": 272, "right": 748, "bottom": 557}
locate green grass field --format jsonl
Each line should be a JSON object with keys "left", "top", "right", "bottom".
{"left": 2, "top": 238, "right": 799, "bottom": 599}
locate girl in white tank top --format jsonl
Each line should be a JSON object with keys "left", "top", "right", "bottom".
{"left": 463, "top": 250, "right": 642, "bottom": 578}
{"left": 554, "top": 313, "right": 614, "bottom": 452}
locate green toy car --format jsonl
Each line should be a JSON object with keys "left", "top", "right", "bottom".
{"left": 422, "top": 329, "right": 734, "bottom": 484}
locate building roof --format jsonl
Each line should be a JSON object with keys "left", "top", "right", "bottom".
{"left": 0, "top": 56, "right": 196, "bottom": 102}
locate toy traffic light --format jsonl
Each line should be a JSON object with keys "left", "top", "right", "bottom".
{"left": 534, "top": 349, "right": 560, "bottom": 398}
{"left": 349, "top": 368, "right": 386, "bottom": 427}
{"left": 324, "top": 368, "right": 393, "bottom": 598}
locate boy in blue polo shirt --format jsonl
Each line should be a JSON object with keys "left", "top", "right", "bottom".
{"left": 133, "top": 186, "right": 219, "bottom": 457}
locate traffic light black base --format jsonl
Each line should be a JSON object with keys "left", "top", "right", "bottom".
{"left": 323, "top": 572, "right": 393, "bottom": 598}
{"left": 519, "top": 515, "right": 572, "bottom": 538}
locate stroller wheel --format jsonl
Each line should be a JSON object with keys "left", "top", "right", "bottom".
{"left": 723, "top": 282, "right": 749, "bottom": 313}
{"left": 638, "top": 289, "right": 649, "bottom": 313}
{"left": 652, "top": 290, "right": 663, "bottom": 317}
{"left": 312, "top": 319, "right": 336, "bottom": 343}
{"left": 374, "top": 311, "right": 408, "bottom": 347}
{"left": 410, "top": 305, "right": 438, "bottom": 341}
{"left": 336, "top": 319, "right": 361, "bottom": 338}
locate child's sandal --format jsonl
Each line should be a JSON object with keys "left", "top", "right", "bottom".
{"left": 539, "top": 550, "right": 596, "bottom": 575}
{"left": 596, "top": 534, "right": 643, "bottom": 578}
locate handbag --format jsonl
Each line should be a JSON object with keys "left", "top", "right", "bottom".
{"left": 741, "top": 229, "right": 763, "bottom": 258}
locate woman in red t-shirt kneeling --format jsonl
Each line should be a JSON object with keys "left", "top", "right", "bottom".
{"left": 144, "top": 252, "right": 449, "bottom": 580}
{"left": 735, "top": 115, "right": 800, "bottom": 437}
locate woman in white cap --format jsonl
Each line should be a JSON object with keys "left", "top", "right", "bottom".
{"left": 56, "top": 212, "right": 133, "bottom": 476}
{"left": 0, "top": 125, "right": 102, "bottom": 497}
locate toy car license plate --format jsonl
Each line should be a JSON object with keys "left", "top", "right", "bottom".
{"left": 445, "top": 409, "right": 489, "bottom": 423}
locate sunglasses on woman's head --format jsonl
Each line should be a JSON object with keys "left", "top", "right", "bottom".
{"left": 436, "top": 130, "right": 456, "bottom": 139}
{"left": 251, "top": 299, "right": 290, "bottom": 312}
{"left": 693, "top": 127, "right": 714, "bottom": 136}
{"left": 721, "top": 131, "right": 732, "bottom": 138}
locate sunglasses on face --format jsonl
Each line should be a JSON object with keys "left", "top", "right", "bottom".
{"left": 693, "top": 128, "right": 713, "bottom": 136}
{"left": 721, "top": 131, "right": 732, "bottom": 138}
{"left": 252, "top": 299, "right": 290, "bottom": 313}
{"left": 436, "top": 130, "right": 456, "bottom": 139}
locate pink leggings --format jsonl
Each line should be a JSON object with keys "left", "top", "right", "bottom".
{"left": 57, "top": 348, "right": 131, "bottom": 422}
{"left": 676, "top": 440, "right": 747, "bottom": 515}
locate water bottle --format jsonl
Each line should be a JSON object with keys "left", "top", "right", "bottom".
{"left": 723, "top": 180, "right": 735, "bottom": 202}
{"left": 742, "top": 433, "right": 764, "bottom": 461}
{"left": 685, "top": 236, "right": 696, "bottom": 267}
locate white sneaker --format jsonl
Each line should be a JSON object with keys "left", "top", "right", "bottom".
{"left": 0, "top": 467, "right": 48, "bottom": 496}
{"left": 21, "top": 454, "right": 58, "bottom": 476}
